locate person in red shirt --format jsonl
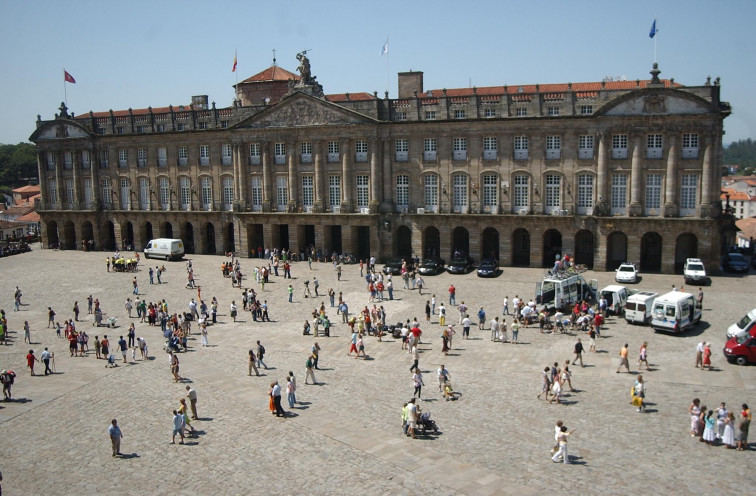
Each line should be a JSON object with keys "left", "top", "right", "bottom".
{"left": 594, "top": 313, "right": 604, "bottom": 337}
{"left": 449, "top": 285, "right": 456, "bottom": 305}
{"left": 411, "top": 325, "right": 422, "bottom": 345}
{"left": 26, "top": 349, "right": 39, "bottom": 376}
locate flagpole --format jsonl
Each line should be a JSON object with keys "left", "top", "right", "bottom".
{"left": 63, "top": 68, "right": 68, "bottom": 107}
{"left": 654, "top": 16, "right": 657, "bottom": 63}
{"left": 235, "top": 49, "right": 238, "bottom": 102}
{"left": 386, "top": 36, "right": 390, "bottom": 96}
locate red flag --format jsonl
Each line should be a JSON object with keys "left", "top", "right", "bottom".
{"left": 232, "top": 53, "right": 237, "bottom": 73}
{"left": 64, "top": 70, "right": 76, "bottom": 84}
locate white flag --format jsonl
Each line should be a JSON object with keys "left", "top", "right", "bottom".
{"left": 381, "top": 39, "right": 388, "bottom": 56}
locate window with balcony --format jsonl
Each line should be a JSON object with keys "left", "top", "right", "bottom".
{"left": 200, "top": 145, "right": 210, "bottom": 166}
{"left": 251, "top": 177, "right": 262, "bottom": 211}
{"left": 302, "top": 176, "right": 314, "bottom": 210}
{"left": 483, "top": 137, "right": 497, "bottom": 160}
{"left": 395, "top": 139, "right": 408, "bottom": 161}
{"left": 300, "top": 142, "right": 313, "bottom": 164}
{"left": 179, "top": 177, "right": 191, "bottom": 210}
{"left": 139, "top": 177, "right": 149, "bottom": 209}
{"left": 81, "top": 150, "right": 90, "bottom": 169}
{"left": 356, "top": 175, "right": 369, "bottom": 209}
{"left": 201, "top": 177, "right": 212, "bottom": 210}
{"left": 328, "top": 175, "right": 341, "bottom": 211}
{"left": 423, "top": 138, "right": 437, "bottom": 161}
{"left": 327, "top": 141, "right": 340, "bottom": 163}
{"left": 645, "top": 173, "right": 662, "bottom": 215}
{"left": 452, "top": 175, "right": 468, "bottom": 213}
{"left": 116, "top": 126, "right": 124, "bottom": 135}
{"left": 513, "top": 174, "right": 529, "bottom": 212}
{"left": 482, "top": 174, "right": 498, "bottom": 211}
{"left": 274, "top": 143, "right": 286, "bottom": 165}
{"left": 64, "top": 151, "right": 73, "bottom": 169}
{"left": 101, "top": 178, "right": 111, "bottom": 207}
{"left": 577, "top": 135, "right": 594, "bottom": 159}
{"left": 395, "top": 174, "right": 409, "bottom": 209}
{"left": 425, "top": 110, "right": 436, "bottom": 120}
{"left": 137, "top": 148, "right": 147, "bottom": 167}
{"left": 544, "top": 174, "right": 561, "bottom": 213}
{"left": 424, "top": 174, "right": 438, "bottom": 212}
{"left": 120, "top": 178, "right": 130, "bottom": 210}
{"left": 100, "top": 150, "right": 108, "bottom": 168}
{"left": 454, "top": 109, "right": 466, "bottom": 119}
{"left": 514, "top": 136, "right": 529, "bottom": 160}
{"left": 646, "top": 134, "right": 663, "bottom": 159}
{"left": 682, "top": 133, "right": 699, "bottom": 159}
{"left": 198, "top": 122, "right": 208, "bottom": 130}
{"left": 65, "top": 179, "right": 74, "bottom": 208}
{"left": 453, "top": 138, "right": 467, "bottom": 161}
{"left": 84, "top": 178, "right": 92, "bottom": 209}
{"left": 276, "top": 176, "right": 288, "bottom": 210}
{"left": 546, "top": 136, "right": 561, "bottom": 160}
{"left": 223, "top": 177, "right": 233, "bottom": 210}
{"left": 577, "top": 174, "right": 594, "bottom": 214}
{"left": 158, "top": 147, "right": 167, "bottom": 167}
{"left": 159, "top": 177, "right": 170, "bottom": 210}
{"left": 222, "top": 144, "right": 232, "bottom": 166}
{"left": 176, "top": 123, "right": 185, "bottom": 131}
{"left": 118, "top": 149, "right": 128, "bottom": 168}
{"left": 156, "top": 124, "right": 165, "bottom": 132}
{"left": 178, "top": 146, "right": 188, "bottom": 166}
{"left": 612, "top": 134, "right": 628, "bottom": 159}
{"left": 48, "top": 179, "right": 57, "bottom": 206}
{"left": 680, "top": 173, "right": 698, "bottom": 216}
{"left": 355, "top": 140, "right": 368, "bottom": 162}
{"left": 611, "top": 174, "right": 627, "bottom": 215}
{"left": 249, "top": 143, "right": 261, "bottom": 165}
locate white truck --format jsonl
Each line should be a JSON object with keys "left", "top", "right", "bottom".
{"left": 144, "top": 238, "right": 185, "bottom": 261}
{"left": 598, "top": 285, "right": 630, "bottom": 317}
{"left": 650, "top": 291, "right": 702, "bottom": 333}
{"left": 683, "top": 258, "right": 709, "bottom": 286}
{"left": 624, "top": 291, "right": 658, "bottom": 325}
{"left": 536, "top": 271, "right": 597, "bottom": 311}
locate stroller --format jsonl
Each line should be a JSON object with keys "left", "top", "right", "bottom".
{"left": 106, "top": 354, "right": 117, "bottom": 368}
{"left": 163, "top": 336, "right": 181, "bottom": 353}
{"left": 106, "top": 316, "right": 118, "bottom": 328}
{"left": 417, "top": 412, "right": 439, "bottom": 434}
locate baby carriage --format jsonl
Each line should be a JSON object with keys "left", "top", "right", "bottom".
{"left": 106, "top": 316, "right": 118, "bottom": 328}
{"left": 163, "top": 336, "right": 181, "bottom": 353}
{"left": 417, "top": 412, "right": 439, "bottom": 434}
{"left": 106, "top": 354, "right": 117, "bottom": 368}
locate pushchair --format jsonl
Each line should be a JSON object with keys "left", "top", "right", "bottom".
{"left": 106, "top": 316, "right": 118, "bottom": 328}
{"left": 417, "top": 412, "right": 439, "bottom": 434}
{"left": 163, "top": 336, "right": 181, "bottom": 353}
{"left": 106, "top": 354, "right": 117, "bottom": 367}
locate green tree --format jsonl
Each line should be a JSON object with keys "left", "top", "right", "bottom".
{"left": 0, "top": 142, "right": 37, "bottom": 186}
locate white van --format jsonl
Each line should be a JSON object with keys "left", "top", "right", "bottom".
{"left": 144, "top": 238, "right": 184, "bottom": 261}
{"left": 536, "top": 273, "right": 598, "bottom": 311}
{"left": 651, "top": 291, "right": 702, "bottom": 333}
{"left": 726, "top": 308, "right": 756, "bottom": 339}
{"left": 599, "top": 285, "right": 630, "bottom": 317}
{"left": 624, "top": 291, "right": 659, "bottom": 325}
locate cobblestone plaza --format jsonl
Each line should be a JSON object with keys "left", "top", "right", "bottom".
{"left": 0, "top": 247, "right": 753, "bottom": 495}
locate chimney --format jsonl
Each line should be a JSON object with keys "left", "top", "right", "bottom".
{"left": 191, "top": 95, "right": 209, "bottom": 110}
{"left": 398, "top": 70, "right": 423, "bottom": 99}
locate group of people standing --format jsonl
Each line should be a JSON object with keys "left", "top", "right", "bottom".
{"left": 689, "top": 399, "right": 750, "bottom": 450}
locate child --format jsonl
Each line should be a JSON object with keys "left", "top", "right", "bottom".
{"left": 55, "top": 322, "right": 62, "bottom": 339}
{"left": 131, "top": 346, "right": 137, "bottom": 362}
{"left": 551, "top": 420, "right": 564, "bottom": 456}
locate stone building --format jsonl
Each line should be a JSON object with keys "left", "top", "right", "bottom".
{"left": 29, "top": 57, "right": 732, "bottom": 273}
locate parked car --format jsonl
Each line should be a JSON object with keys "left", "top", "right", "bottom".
{"left": 418, "top": 257, "right": 446, "bottom": 275}
{"left": 723, "top": 252, "right": 750, "bottom": 273}
{"left": 683, "top": 258, "right": 709, "bottom": 285}
{"left": 382, "top": 258, "right": 404, "bottom": 275}
{"left": 724, "top": 328, "right": 756, "bottom": 365}
{"left": 476, "top": 259, "right": 498, "bottom": 277}
{"left": 615, "top": 262, "right": 639, "bottom": 283}
{"left": 726, "top": 308, "right": 756, "bottom": 339}
{"left": 447, "top": 256, "right": 474, "bottom": 274}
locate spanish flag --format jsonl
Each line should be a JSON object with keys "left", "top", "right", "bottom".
{"left": 232, "top": 52, "right": 237, "bottom": 72}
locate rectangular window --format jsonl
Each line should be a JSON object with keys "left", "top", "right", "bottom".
{"left": 646, "top": 134, "right": 663, "bottom": 159}
{"left": 251, "top": 177, "right": 262, "bottom": 210}
{"left": 395, "top": 139, "right": 408, "bottom": 161}
{"left": 680, "top": 174, "right": 698, "bottom": 215}
{"left": 396, "top": 174, "right": 409, "bottom": 209}
{"left": 482, "top": 174, "right": 498, "bottom": 209}
{"left": 120, "top": 178, "right": 130, "bottom": 210}
{"left": 81, "top": 150, "right": 90, "bottom": 169}
{"left": 118, "top": 149, "right": 128, "bottom": 168}
{"left": 139, "top": 177, "right": 149, "bottom": 209}
{"left": 198, "top": 122, "right": 208, "bottom": 130}
{"left": 516, "top": 108, "right": 527, "bottom": 116}
{"left": 302, "top": 176, "right": 314, "bottom": 209}
{"left": 159, "top": 177, "right": 170, "bottom": 209}
{"left": 512, "top": 174, "right": 530, "bottom": 213}
{"left": 300, "top": 142, "right": 313, "bottom": 164}
{"left": 612, "top": 134, "right": 628, "bottom": 159}
{"left": 328, "top": 175, "right": 341, "bottom": 210}
{"left": 355, "top": 140, "right": 368, "bottom": 162}
{"left": 424, "top": 174, "right": 438, "bottom": 211}
{"left": 249, "top": 143, "right": 261, "bottom": 165}
{"left": 611, "top": 174, "right": 627, "bottom": 214}
{"left": 178, "top": 146, "right": 188, "bottom": 166}
{"left": 580, "top": 105, "right": 593, "bottom": 115}
{"left": 274, "top": 143, "right": 286, "bottom": 165}
{"left": 453, "top": 175, "right": 468, "bottom": 212}
{"left": 222, "top": 144, "right": 232, "bottom": 166}
{"left": 484, "top": 108, "right": 496, "bottom": 118}
{"left": 547, "top": 107, "right": 559, "bottom": 116}
{"left": 84, "top": 178, "right": 92, "bottom": 208}
{"left": 101, "top": 178, "right": 111, "bottom": 207}
{"left": 423, "top": 138, "right": 437, "bottom": 161}
{"left": 425, "top": 110, "right": 436, "bottom": 120}
{"left": 356, "top": 175, "right": 369, "bottom": 208}
{"left": 396, "top": 111, "right": 407, "bottom": 121}
{"left": 46, "top": 152, "right": 56, "bottom": 170}
{"left": 645, "top": 173, "right": 662, "bottom": 214}
{"left": 545, "top": 174, "right": 561, "bottom": 212}
{"left": 200, "top": 145, "right": 210, "bottom": 166}
{"left": 48, "top": 179, "right": 57, "bottom": 205}
{"left": 179, "top": 177, "right": 191, "bottom": 210}
{"left": 116, "top": 126, "right": 124, "bottom": 135}
{"left": 276, "top": 176, "right": 288, "bottom": 209}
{"left": 156, "top": 123, "right": 165, "bottom": 132}
{"left": 327, "top": 141, "right": 340, "bottom": 163}
{"left": 546, "top": 136, "right": 561, "bottom": 159}
{"left": 100, "top": 150, "right": 108, "bottom": 168}
{"left": 223, "top": 177, "right": 234, "bottom": 210}
{"left": 221, "top": 121, "right": 229, "bottom": 129}
{"left": 682, "top": 133, "right": 699, "bottom": 159}
{"left": 454, "top": 109, "right": 465, "bottom": 119}
{"left": 578, "top": 135, "right": 594, "bottom": 159}
{"left": 137, "top": 148, "right": 147, "bottom": 167}
{"left": 483, "top": 137, "right": 497, "bottom": 160}
{"left": 176, "top": 123, "right": 185, "bottom": 132}
{"left": 514, "top": 136, "right": 529, "bottom": 160}
{"left": 136, "top": 126, "right": 145, "bottom": 134}
{"left": 201, "top": 177, "right": 212, "bottom": 210}
{"left": 158, "top": 147, "right": 167, "bottom": 167}
{"left": 64, "top": 151, "right": 73, "bottom": 169}
{"left": 453, "top": 138, "right": 467, "bottom": 161}
{"left": 65, "top": 178, "right": 74, "bottom": 207}
{"left": 577, "top": 174, "right": 594, "bottom": 214}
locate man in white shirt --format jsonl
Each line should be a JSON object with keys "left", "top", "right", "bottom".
{"left": 406, "top": 398, "right": 418, "bottom": 439}
{"left": 695, "top": 341, "right": 704, "bottom": 368}
{"left": 271, "top": 381, "right": 285, "bottom": 417}
{"left": 458, "top": 302, "right": 467, "bottom": 325}
{"left": 40, "top": 347, "right": 52, "bottom": 375}
{"left": 461, "top": 315, "right": 472, "bottom": 339}
{"left": 490, "top": 317, "right": 499, "bottom": 341}
{"left": 437, "top": 365, "right": 451, "bottom": 392}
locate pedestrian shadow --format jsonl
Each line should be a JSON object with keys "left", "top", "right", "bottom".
{"left": 565, "top": 456, "right": 587, "bottom": 465}
{"left": 119, "top": 453, "right": 140, "bottom": 459}
{"left": 181, "top": 441, "right": 200, "bottom": 446}
{"left": 7, "top": 397, "right": 32, "bottom": 404}
{"left": 282, "top": 411, "right": 299, "bottom": 418}
{"left": 315, "top": 368, "right": 334, "bottom": 371}
{"left": 297, "top": 401, "right": 312, "bottom": 406}
{"left": 293, "top": 404, "right": 310, "bottom": 410}
{"left": 595, "top": 350, "right": 609, "bottom": 354}
{"left": 188, "top": 429, "right": 206, "bottom": 437}
{"left": 580, "top": 364, "right": 596, "bottom": 368}
{"left": 197, "top": 417, "right": 214, "bottom": 422}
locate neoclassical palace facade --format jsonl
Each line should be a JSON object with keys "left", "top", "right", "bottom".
{"left": 30, "top": 60, "right": 731, "bottom": 273}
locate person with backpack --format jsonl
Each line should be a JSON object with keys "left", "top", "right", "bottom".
{"left": 256, "top": 340, "right": 268, "bottom": 369}
{"left": 1, "top": 370, "right": 15, "bottom": 400}
{"left": 305, "top": 354, "right": 317, "bottom": 384}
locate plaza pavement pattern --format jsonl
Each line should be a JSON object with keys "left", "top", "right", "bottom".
{"left": 0, "top": 245, "right": 753, "bottom": 495}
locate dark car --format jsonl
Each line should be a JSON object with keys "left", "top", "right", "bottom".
{"left": 476, "top": 258, "right": 499, "bottom": 277}
{"left": 418, "top": 257, "right": 446, "bottom": 276}
{"left": 723, "top": 252, "right": 750, "bottom": 273}
{"left": 382, "top": 258, "right": 405, "bottom": 275}
{"left": 447, "top": 256, "right": 474, "bottom": 274}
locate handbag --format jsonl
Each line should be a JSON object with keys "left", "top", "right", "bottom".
{"left": 632, "top": 396, "right": 643, "bottom": 407}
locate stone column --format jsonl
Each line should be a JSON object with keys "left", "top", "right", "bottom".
{"left": 628, "top": 136, "right": 642, "bottom": 216}
{"left": 342, "top": 224, "right": 354, "bottom": 255}
{"left": 215, "top": 222, "right": 225, "bottom": 254}
{"left": 314, "top": 224, "right": 326, "bottom": 253}
{"left": 499, "top": 226, "right": 512, "bottom": 266}
{"left": 439, "top": 225, "right": 452, "bottom": 259}
{"left": 594, "top": 133, "right": 608, "bottom": 216}
{"left": 663, "top": 135, "right": 678, "bottom": 217}
{"left": 288, "top": 223, "right": 301, "bottom": 256}
{"left": 55, "top": 150, "right": 63, "bottom": 209}
{"left": 288, "top": 145, "right": 296, "bottom": 212}
{"left": 699, "top": 134, "right": 715, "bottom": 218}
{"left": 369, "top": 148, "right": 380, "bottom": 213}
{"left": 660, "top": 231, "right": 676, "bottom": 273}
{"left": 341, "top": 141, "right": 351, "bottom": 212}
{"left": 262, "top": 144, "right": 271, "bottom": 212}
{"left": 314, "top": 142, "right": 324, "bottom": 213}
{"left": 235, "top": 219, "right": 248, "bottom": 257}
{"left": 380, "top": 139, "right": 392, "bottom": 213}
{"left": 72, "top": 148, "right": 80, "bottom": 209}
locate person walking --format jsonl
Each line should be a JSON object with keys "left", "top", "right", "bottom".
{"left": 702, "top": 342, "right": 713, "bottom": 370}
{"left": 572, "top": 338, "right": 584, "bottom": 367}
{"left": 412, "top": 367, "right": 424, "bottom": 399}
{"left": 286, "top": 376, "right": 296, "bottom": 408}
{"left": 271, "top": 381, "right": 285, "bottom": 417}
{"left": 26, "top": 349, "right": 39, "bottom": 376}
{"left": 171, "top": 410, "right": 185, "bottom": 444}
{"left": 23, "top": 321, "right": 31, "bottom": 344}
{"left": 551, "top": 426, "right": 576, "bottom": 464}
{"left": 478, "top": 307, "right": 486, "bottom": 330}
{"left": 248, "top": 349, "right": 260, "bottom": 376}
{"left": 409, "top": 345, "right": 419, "bottom": 372}
{"left": 537, "top": 366, "right": 551, "bottom": 401}
{"left": 108, "top": 419, "right": 123, "bottom": 457}
{"left": 633, "top": 375, "right": 646, "bottom": 412}
{"left": 406, "top": 398, "right": 418, "bottom": 439}
{"left": 437, "top": 365, "right": 450, "bottom": 393}
{"left": 230, "top": 301, "right": 238, "bottom": 322}
{"left": 305, "top": 354, "right": 317, "bottom": 384}
{"left": 47, "top": 307, "right": 56, "bottom": 328}
{"left": 638, "top": 342, "right": 650, "bottom": 370}
{"left": 461, "top": 314, "right": 471, "bottom": 339}
{"left": 695, "top": 341, "right": 704, "bottom": 368}
{"left": 186, "top": 386, "right": 198, "bottom": 419}
{"left": 73, "top": 301, "right": 80, "bottom": 321}
{"left": 448, "top": 284, "right": 456, "bottom": 306}
{"left": 41, "top": 347, "right": 53, "bottom": 375}
{"left": 256, "top": 341, "right": 268, "bottom": 369}
{"left": 616, "top": 343, "right": 631, "bottom": 373}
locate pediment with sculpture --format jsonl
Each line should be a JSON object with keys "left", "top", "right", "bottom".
{"left": 237, "top": 92, "right": 376, "bottom": 129}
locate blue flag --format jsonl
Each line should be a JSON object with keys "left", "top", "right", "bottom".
{"left": 649, "top": 19, "right": 657, "bottom": 38}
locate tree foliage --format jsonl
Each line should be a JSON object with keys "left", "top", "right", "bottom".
{"left": 722, "top": 139, "right": 756, "bottom": 173}
{"left": 0, "top": 142, "right": 38, "bottom": 186}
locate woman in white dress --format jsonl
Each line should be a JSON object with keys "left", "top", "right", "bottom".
{"left": 722, "top": 411, "right": 736, "bottom": 448}
{"left": 688, "top": 398, "right": 702, "bottom": 436}
{"left": 549, "top": 369, "right": 563, "bottom": 404}
{"left": 702, "top": 410, "right": 717, "bottom": 445}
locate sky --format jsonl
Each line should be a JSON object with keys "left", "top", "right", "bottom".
{"left": 1, "top": 0, "right": 754, "bottom": 146}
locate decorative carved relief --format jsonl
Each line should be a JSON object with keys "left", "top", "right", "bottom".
{"left": 246, "top": 98, "right": 368, "bottom": 128}
{"left": 642, "top": 95, "right": 667, "bottom": 114}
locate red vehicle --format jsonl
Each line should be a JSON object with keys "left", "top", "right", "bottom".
{"left": 724, "top": 328, "right": 756, "bottom": 365}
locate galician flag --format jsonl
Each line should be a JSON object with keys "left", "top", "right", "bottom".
{"left": 232, "top": 52, "right": 237, "bottom": 72}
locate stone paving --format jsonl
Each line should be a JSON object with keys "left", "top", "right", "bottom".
{"left": 0, "top": 245, "right": 753, "bottom": 495}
